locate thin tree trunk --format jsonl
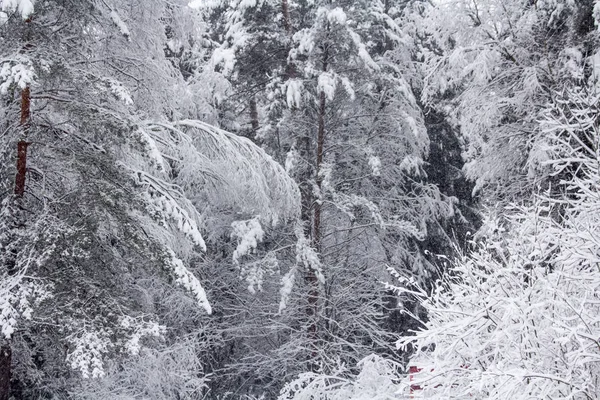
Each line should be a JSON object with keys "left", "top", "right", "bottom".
{"left": 282, "top": 0, "right": 297, "bottom": 79}
{"left": 249, "top": 96, "right": 259, "bottom": 136}
{"left": 312, "top": 89, "right": 326, "bottom": 253}
{"left": 306, "top": 90, "right": 326, "bottom": 354}
{"left": 15, "top": 140, "right": 29, "bottom": 198}
{"left": 305, "top": 48, "right": 329, "bottom": 366}
{"left": 282, "top": 0, "right": 291, "bottom": 34}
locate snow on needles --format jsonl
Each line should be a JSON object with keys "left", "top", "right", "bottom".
{"left": 110, "top": 10, "right": 130, "bottom": 39}
{"left": 1, "top": 0, "right": 34, "bottom": 19}
{"left": 0, "top": 278, "right": 52, "bottom": 339}
{"left": 318, "top": 73, "right": 336, "bottom": 101}
{"left": 231, "top": 217, "right": 264, "bottom": 264}
{"left": 0, "top": 57, "right": 35, "bottom": 94}
{"left": 166, "top": 249, "right": 212, "bottom": 314}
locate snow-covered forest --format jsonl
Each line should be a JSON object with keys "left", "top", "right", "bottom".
{"left": 0, "top": 0, "right": 599, "bottom": 398}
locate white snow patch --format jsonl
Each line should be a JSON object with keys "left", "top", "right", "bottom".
{"left": 0, "top": 59, "right": 35, "bottom": 94}
{"left": 110, "top": 10, "right": 130, "bottom": 39}
{"left": 327, "top": 7, "right": 347, "bottom": 25}
{"left": 137, "top": 129, "right": 165, "bottom": 172}
{"left": 368, "top": 155, "right": 381, "bottom": 176}
{"left": 349, "top": 30, "right": 379, "bottom": 71}
{"left": 285, "top": 149, "right": 299, "bottom": 173}
{"left": 120, "top": 316, "right": 166, "bottom": 356}
{"left": 318, "top": 162, "right": 333, "bottom": 191}
{"left": 231, "top": 216, "right": 264, "bottom": 263}
{"left": 1, "top": 0, "right": 34, "bottom": 19}
{"left": 318, "top": 72, "right": 336, "bottom": 101}
{"left": 167, "top": 249, "right": 212, "bottom": 314}
{"left": 340, "top": 75, "right": 355, "bottom": 100}
{"left": 66, "top": 331, "right": 110, "bottom": 379}
{"left": 286, "top": 79, "right": 304, "bottom": 108}
{"left": 589, "top": 51, "right": 600, "bottom": 89}
{"left": 295, "top": 229, "right": 324, "bottom": 284}
{"left": 405, "top": 116, "right": 419, "bottom": 137}
{"left": 104, "top": 78, "right": 133, "bottom": 105}
{"left": 278, "top": 266, "right": 296, "bottom": 314}
{"left": 399, "top": 154, "right": 423, "bottom": 176}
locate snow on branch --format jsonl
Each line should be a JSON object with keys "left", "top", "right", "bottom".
{"left": 109, "top": 9, "right": 130, "bottom": 40}
{"left": 0, "top": 270, "right": 52, "bottom": 339}
{"left": 231, "top": 216, "right": 264, "bottom": 264}
{"left": 165, "top": 249, "right": 212, "bottom": 314}
{"left": 0, "top": 0, "right": 34, "bottom": 19}
{"left": 278, "top": 354, "right": 402, "bottom": 399}
{"left": 397, "top": 202, "right": 600, "bottom": 399}
{"left": 132, "top": 169, "right": 207, "bottom": 251}
{"left": 66, "top": 316, "right": 166, "bottom": 379}
{"left": 168, "top": 119, "right": 301, "bottom": 225}
{"left": 294, "top": 226, "right": 324, "bottom": 285}
{"left": 0, "top": 55, "right": 35, "bottom": 93}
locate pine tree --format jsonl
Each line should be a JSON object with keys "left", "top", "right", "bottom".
{"left": 196, "top": 1, "right": 465, "bottom": 397}
{"left": 0, "top": 1, "right": 299, "bottom": 397}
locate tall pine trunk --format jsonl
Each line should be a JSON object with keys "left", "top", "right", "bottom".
{"left": 304, "top": 47, "right": 329, "bottom": 365}
{"left": 0, "top": 81, "right": 31, "bottom": 400}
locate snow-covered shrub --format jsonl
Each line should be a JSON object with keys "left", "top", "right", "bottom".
{"left": 397, "top": 87, "right": 600, "bottom": 399}
{"left": 279, "top": 354, "right": 402, "bottom": 400}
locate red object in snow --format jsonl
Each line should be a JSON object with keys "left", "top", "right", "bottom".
{"left": 409, "top": 365, "right": 422, "bottom": 396}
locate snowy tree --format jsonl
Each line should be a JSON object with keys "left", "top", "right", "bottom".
{"left": 193, "top": 1, "right": 466, "bottom": 397}
{"left": 0, "top": 0, "right": 299, "bottom": 397}
{"left": 395, "top": 82, "right": 600, "bottom": 400}
{"left": 410, "top": 0, "right": 598, "bottom": 204}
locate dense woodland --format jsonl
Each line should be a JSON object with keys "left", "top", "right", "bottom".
{"left": 0, "top": 0, "right": 599, "bottom": 398}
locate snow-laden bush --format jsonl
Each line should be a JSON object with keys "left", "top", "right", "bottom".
{"left": 278, "top": 354, "right": 402, "bottom": 400}
{"left": 396, "top": 88, "right": 600, "bottom": 399}
{"left": 397, "top": 203, "right": 600, "bottom": 399}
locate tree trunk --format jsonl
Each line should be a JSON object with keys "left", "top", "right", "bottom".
{"left": 312, "top": 89, "right": 326, "bottom": 253}
{"left": 305, "top": 89, "right": 326, "bottom": 360}
{"left": 282, "top": 0, "right": 291, "bottom": 34}
{"left": 305, "top": 48, "right": 329, "bottom": 367}
{"left": 15, "top": 140, "right": 29, "bottom": 198}
{"left": 0, "top": 82, "right": 32, "bottom": 400}
{"left": 0, "top": 345, "right": 10, "bottom": 400}
{"left": 249, "top": 96, "right": 259, "bottom": 136}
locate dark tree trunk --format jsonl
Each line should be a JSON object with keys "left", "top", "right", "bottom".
{"left": 0, "top": 83, "right": 32, "bottom": 400}
{"left": 15, "top": 85, "right": 30, "bottom": 197}
{"left": 15, "top": 140, "right": 29, "bottom": 198}
{"left": 304, "top": 48, "right": 329, "bottom": 367}
{"left": 312, "top": 89, "right": 326, "bottom": 253}
{"left": 249, "top": 96, "right": 259, "bottom": 135}
{"left": 0, "top": 345, "right": 10, "bottom": 400}
{"left": 282, "top": 0, "right": 291, "bottom": 33}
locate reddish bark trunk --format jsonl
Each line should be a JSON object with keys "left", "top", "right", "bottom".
{"left": 282, "top": 0, "right": 291, "bottom": 33}
{"left": 20, "top": 86, "right": 30, "bottom": 125}
{"left": 15, "top": 86, "right": 31, "bottom": 198}
{"left": 1, "top": 84, "right": 32, "bottom": 400}
{"left": 1, "top": 19, "right": 34, "bottom": 400}
{"left": 14, "top": 141, "right": 29, "bottom": 198}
